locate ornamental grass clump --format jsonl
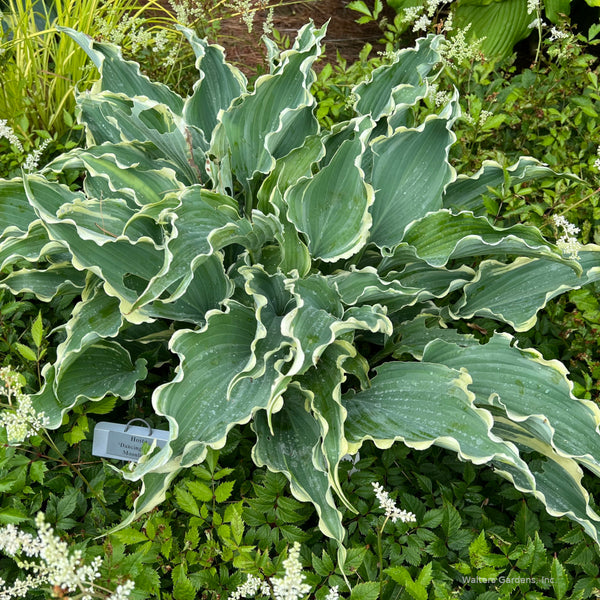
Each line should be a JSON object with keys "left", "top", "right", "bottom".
{"left": 1, "top": 22, "right": 600, "bottom": 567}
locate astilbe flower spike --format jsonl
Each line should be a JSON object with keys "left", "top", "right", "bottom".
{"left": 372, "top": 482, "right": 417, "bottom": 524}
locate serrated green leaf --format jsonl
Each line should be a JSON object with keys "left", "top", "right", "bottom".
{"left": 29, "top": 461, "right": 47, "bottom": 484}
{"left": 15, "top": 342, "right": 37, "bottom": 362}
{"left": 215, "top": 480, "right": 234, "bottom": 503}
{"left": 185, "top": 480, "right": 213, "bottom": 502}
{"left": 113, "top": 528, "right": 149, "bottom": 545}
{"left": 551, "top": 557, "right": 569, "bottom": 599}
{"left": 172, "top": 577, "right": 196, "bottom": 600}
{"left": 0, "top": 508, "right": 29, "bottom": 524}
{"left": 175, "top": 487, "right": 200, "bottom": 517}
{"left": 350, "top": 581, "right": 380, "bottom": 600}
{"left": 31, "top": 311, "right": 43, "bottom": 349}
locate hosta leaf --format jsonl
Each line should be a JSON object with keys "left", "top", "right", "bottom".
{"left": 55, "top": 280, "right": 122, "bottom": 365}
{"left": 77, "top": 92, "right": 201, "bottom": 185}
{"left": 297, "top": 341, "right": 356, "bottom": 511}
{"left": 397, "top": 210, "right": 579, "bottom": 271}
{"left": 180, "top": 27, "right": 247, "bottom": 144}
{"left": 453, "top": 0, "right": 533, "bottom": 59}
{"left": 491, "top": 416, "right": 600, "bottom": 544}
{"left": 286, "top": 121, "right": 374, "bottom": 261}
{"left": 342, "top": 361, "right": 533, "bottom": 482}
{"left": 0, "top": 222, "right": 60, "bottom": 271}
{"left": 23, "top": 176, "right": 164, "bottom": 320}
{"left": 139, "top": 300, "right": 292, "bottom": 482}
{"left": 353, "top": 34, "right": 442, "bottom": 121}
{"left": 131, "top": 186, "right": 239, "bottom": 309}
{"left": 422, "top": 334, "right": 600, "bottom": 478}
{"left": 393, "top": 312, "right": 477, "bottom": 360}
{"left": 0, "top": 265, "right": 87, "bottom": 301}
{"left": 368, "top": 117, "right": 455, "bottom": 249}
{"left": 33, "top": 341, "right": 147, "bottom": 428}
{"left": 329, "top": 265, "right": 472, "bottom": 314}
{"left": 0, "top": 178, "right": 39, "bottom": 236}
{"left": 227, "top": 266, "right": 294, "bottom": 414}
{"left": 452, "top": 248, "right": 600, "bottom": 330}
{"left": 54, "top": 146, "right": 184, "bottom": 209}
{"left": 252, "top": 388, "right": 346, "bottom": 552}
{"left": 283, "top": 273, "right": 392, "bottom": 375}
{"left": 147, "top": 254, "right": 233, "bottom": 324}
{"left": 217, "top": 22, "right": 325, "bottom": 187}
{"left": 442, "top": 157, "right": 564, "bottom": 214}
{"left": 61, "top": 27, "right": 184, "bottom": 113}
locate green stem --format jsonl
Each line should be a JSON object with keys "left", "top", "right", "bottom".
{"left": 533, "top": 8, "right": 543, "bottom": 68}
{"left": 378, "top": 516, "right": 389, "bottom": 597}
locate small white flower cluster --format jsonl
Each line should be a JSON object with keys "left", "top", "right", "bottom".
{"left": 440, "top": 24, "right": 486, "bottom": 66}
{"left": 272, "top": 542, "right": 312, "bottom": 600}
{"left": 93, "top": 15, "right": 179, "bottom": 66}
{"left": 0, "top": 367, "right": 49, "bottom": 444}
{"left": 0, "top": 119, "right": 24, "bottom": 152}
{"left": 229, "top": 543, "right": 311, "bottom": 600}
{"left": 527, "top": 17, "right": 546, "bottom": 29}
{"left": 549, "top": 26, "right": 569, "bottom": 41}
{"left": 0, "top": 513, "right": 134, "bottom": 600}
{"left": 169, "top": 0, "right": 206, "bottom": 26}
{"left": 372, "top": 482, "right": 417, "bottom": 524}
{"left": 400, "top": 0, "right": 452, "bottom": 33}
{"left": 594, "top": 145, "right": 600, "bottom": 171}
{"left": 23, "top": 139, "right": 50, "bottom": 172}
{"left": 527, "top": 0, "right": 540, "bottom": 14}
{"left": 325, "top": 586, "right": 340, "bottom": 600}
{"left": 263, "top": 7, "right": 275, "bottom": 35}
{"left": 110, "top": 580, "right": 136, "bottom": 600}
{"left": 553, "top": 214, "right": 582, "bottom": 259}
{"left": 230, "top": 574, "right": 270, "bottom": 599}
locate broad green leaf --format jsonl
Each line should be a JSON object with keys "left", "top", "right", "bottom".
{"left": 422, "top": 334, "right": 600, "bottom": 478}
{"left": 0, "top": 178, "right": 39, "bottom": 236}
{"left": 252, "top": 389, "right": 346, "bottom": 550}
{"left": 0, "top": 265, "right": 87, "bottom": 301}
{"left": 286, "top": 122, "right": 374, "bottom": 261}
{"left": 297, "top": 341, "right": 356, "bottom": 511}
{"left": 342, "top": 360, "right": 530, "bottom": 474}
{"left": 453, "top": 0, "right": 533, "bottom": 59}
{"left": 397, "top": 210, "right": 580, "bottom": 271}
{"left": 54, "top": 281, "right": 122, "bottom": 365}
{"left": 442, "top": 157, "right": 564, "bottom": 215}
{"left": 452, "top": 248, "right": 600, "bottom": 330}
{"left": 180, "top": 27, "right": 247, "bottom": 144}
{"left": 353, "top": 34, "right": 442, "bottom": 121}
{"left": 0, "top": 222, "right": 60, "bottom": 271}
{"left": 61, "top": 27, "right": 184, "bottom": 113}
{"left": 77, "top": 92, "right": 201, "bottom": 185}
{"left": 368, "top": 117, "right": 455, "bottom": 248}
{"left": 217, "top": 22, "right": 325, "bottom": 187}
{"left": 141, "top": 300, "right": 292, "bottom": 480}
{"left": 33, "top": 341, "right": 147, "bottom": 428}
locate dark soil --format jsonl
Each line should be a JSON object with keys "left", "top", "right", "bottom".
{"left": 164, "top": 0, "right": 398, "bottom": 75}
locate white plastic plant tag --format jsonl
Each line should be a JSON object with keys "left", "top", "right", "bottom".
{"left": 92, "top": 419, "right": 169, "bottom": 462}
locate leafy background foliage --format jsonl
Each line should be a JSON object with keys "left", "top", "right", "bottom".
{"left": 2, "top": 1, "right": 600, "bottom": 599}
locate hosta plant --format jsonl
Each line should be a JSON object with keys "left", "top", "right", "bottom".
{"left": 2, "top": 23, "right": 600, "bottom": 564}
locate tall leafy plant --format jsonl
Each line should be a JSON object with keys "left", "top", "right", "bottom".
{"left": 1, "top": 24, "right": 600, "bottom": 564}
{"left": 0, "top": 0, "right": 178, "bottom": 144}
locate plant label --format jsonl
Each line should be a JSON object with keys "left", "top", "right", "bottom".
{"left": 92, "top": 419, "right": 169, "bottom": 462}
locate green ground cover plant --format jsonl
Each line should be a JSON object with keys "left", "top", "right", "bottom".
{"left": 1, "top": 20, "right": 600, "bottom": 592}
{"left": 3, "top": 4, "right": 600, "bottom": 599}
